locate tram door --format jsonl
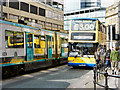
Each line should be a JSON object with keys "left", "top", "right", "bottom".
{"left": 26, "top": 33, "right": 34, "bottom": 61}
{"left": 47, "top": 36, "right": 52, "bottom": 58}
{"left": 61, "top": 38, "right": 65, "bottom": 57}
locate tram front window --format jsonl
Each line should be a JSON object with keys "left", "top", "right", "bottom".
{"left": 69, "top": 43, "right": 97, "bottom": 57}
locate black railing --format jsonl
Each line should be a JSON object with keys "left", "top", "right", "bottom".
{"left": 93, "top": 63, "right": 120, "bottom": 90}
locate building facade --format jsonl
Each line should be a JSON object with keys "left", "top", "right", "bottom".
{"left": 81, "top": 0, "right": 101, "bottom": 9}
{"left": 0, "top": 0, "right": 66, "bottom": 33}
{"left": 106, "top": 2, "right": 120, "bottom": 50}
{"left": 64, "top": 7, "right": 106, "bottom": 30}
{"left": 64, "top": 0, "right": 101, "bottom": 12}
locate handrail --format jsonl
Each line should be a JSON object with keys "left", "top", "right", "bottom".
{"left": 93, "top": 63, "right": 120, "bottom": 90}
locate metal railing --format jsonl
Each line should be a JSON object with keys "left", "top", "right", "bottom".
{"left": 93, "top": 62, "right": 120, "bottom": 90}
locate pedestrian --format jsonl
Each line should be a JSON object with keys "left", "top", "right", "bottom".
{"left": 105, "top": 47, "right": 111, "bottom": 69}
{"left": 118, "top": 46, "right": 120, "bottom": 72}
{"left": 118, "top": 46, "right": 120, "bottom": 58}
{"left": 110, "top": 47, "right": 120, "bottom": 75}
{"left": 95, "top": 48, "right": 101, "bottom": 65}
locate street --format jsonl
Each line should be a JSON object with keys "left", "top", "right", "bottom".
{"left": 2, "top": 65, "right": 92, "bottom": 89}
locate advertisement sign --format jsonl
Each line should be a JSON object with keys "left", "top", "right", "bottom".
{"left": 72, "top": 21, "right": 96, "bottom": 31}
{"left": 71, "top": 33, "right": 95, "bottom": 41}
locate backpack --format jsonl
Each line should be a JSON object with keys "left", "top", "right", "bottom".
{"left": 106, "top": 50, "right": 111, "bottom": 58}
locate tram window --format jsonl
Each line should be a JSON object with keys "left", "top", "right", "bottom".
{"left": 13, "top": 32, "right": 24, "bottom": 48}
{"left": 40, "top": 36, "right": 45, "bottom": 48}
{"left": 34, "top": 35, "right": 40, "bottom": 48}
{"left": 27, "top": 34, "right": 33, "bottom": 48}
{"left": 5, "top": 31, "right": 14, "bottom": 48}
{"left": 5, "top": 31, "right": 24, "bottom": 48}
{"left": 52, "top": 37, "right": 54, "bottom": 48}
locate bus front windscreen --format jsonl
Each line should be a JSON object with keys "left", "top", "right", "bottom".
{"left": 69, "top": 43, "right": 98, "bottom": 57}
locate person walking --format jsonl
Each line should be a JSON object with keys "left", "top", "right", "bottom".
{"left": 95, "top": 48, "right": 101, "bottom": 65}
{"left": 105, "top": 48, "right": 111, "bottom": 69}
{"left": 110, "top": 47, "right": 120, "bottom": 75}
{"left": 118, "top": 46, "right": 120, "bottom": 72}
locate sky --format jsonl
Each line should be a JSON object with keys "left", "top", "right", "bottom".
{"left": 101, "top": 0, "right": 114, "bottom": 7}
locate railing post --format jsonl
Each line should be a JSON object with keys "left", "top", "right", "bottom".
{"left": 104, "top": 69, "right": 108, "bottom": 90}
{"left": 99, "top": 63, "right": 101, "bottom": 79}
{"left": 96, "top": 65, "right": 98, "bottom": 81}
{"left": 93, "top": 66, "right": 96, "bottom": 90}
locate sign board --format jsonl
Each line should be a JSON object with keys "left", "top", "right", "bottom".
{"left": 71, "top": 33, "right": 95, "bottom": 41}
{"left": 72, "top": 21, "right": 96, "bottom": 31}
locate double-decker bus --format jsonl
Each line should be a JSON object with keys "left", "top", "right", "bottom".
{"left": 68, "top": 18, "right": 106, "bottom": 67}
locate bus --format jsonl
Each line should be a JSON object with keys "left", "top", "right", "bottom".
{"left": 68, "top": 18, "right": 106, "bottom": 67}
{"left": 0, "top": 20, "right": 68, "bottom": 77}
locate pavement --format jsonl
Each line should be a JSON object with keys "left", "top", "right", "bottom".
{"left": 67, "top": 69, "right": 120, "bottom": 89}
{"left": 96, "top": 70, "right": 120, "bottom": 89}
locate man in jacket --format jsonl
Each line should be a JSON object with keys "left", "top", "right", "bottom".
{"left": 110, "top": 47, "right": 120, "bottom": 74}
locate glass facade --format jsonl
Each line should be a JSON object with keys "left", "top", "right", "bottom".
{"left": 64, "top": 0, "right": 101, "bottom": 12}
{"left": 81, "top": 0, "right": 101, "bottom": 9}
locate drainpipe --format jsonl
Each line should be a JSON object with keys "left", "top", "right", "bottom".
{"left": 1, "top": 0, "right": 3, "bottom": 20}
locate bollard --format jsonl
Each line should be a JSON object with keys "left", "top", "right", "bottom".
{"left": 93, "top": 66, "right": 96, "bottom": 90}
{"left": 104, "top": 69, "right": 108, "bottom": 90}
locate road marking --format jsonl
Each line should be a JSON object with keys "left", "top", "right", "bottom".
{"left": 23, "top": 75, "right": 34, "bottom": 77}
{"left": 49, "top": 73, "right": 59, "bottom": 76}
